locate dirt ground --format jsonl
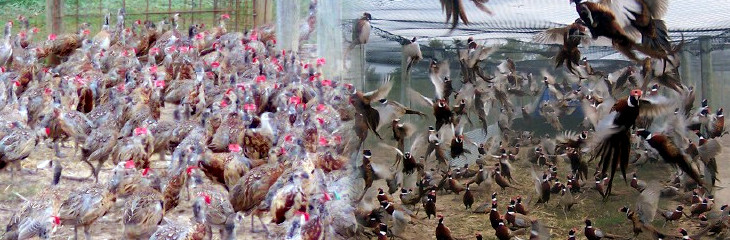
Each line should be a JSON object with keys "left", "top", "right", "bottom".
{"left": 0, "top": 105, "right": 293, "bottom": 240}
{"left": 359, "top": 135, "right": 730, "bottom": 240}
{"left": 1, "top": 118, "right": 729, "bottom": 239}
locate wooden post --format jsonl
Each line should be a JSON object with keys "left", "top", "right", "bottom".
{"left": 234, "top": 0, "right": 240, "bottom": 32}
{"left": 252, "top": 0, "right": 257, "bottom": 28}
{"left": 145, "top": 0, "right": 149, "bottom": 21}
{"left": 190, "top": 0, "right": 196, "bottom": 24}
{"left": 316, "top": 0, "right": 343, "bottom": 77}
{"left": 46, "top": 0, "right": 62, "bottom": 36}
{"left": 213, "top": 0, "right": 218, "bottom": 26}
{"left": 76, "top": 0, "right": 80, "bottom": 29}
{"left": 47, "top": 0, "right": 63, "bottom": 65}
{"left": 700, "top": 38, "right": 713, "bottom": 103}
{"left": 278, "top": 0, "right": 300, "bottom": 53}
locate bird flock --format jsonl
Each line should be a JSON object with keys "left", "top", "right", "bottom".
{"left": 345, "top": 0, "right": 729, "bottom": 240}
{"left": 0, "top": 2, "right": 369, "bottom": 239}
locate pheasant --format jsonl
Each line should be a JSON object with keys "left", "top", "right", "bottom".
{"left": 229, "top": 162, "right": 285, "bottom": 233}
{"left": 57, "top": 182, "right": 115, "bottom": 240}
{"left": 3, "top": 160, "right": 63, "bottom": 240}
{"left": 191, "top": 183, "right": 238, "bottom": 239}
{"left": 149, "top": 219, "right": 207, "bottom": 240}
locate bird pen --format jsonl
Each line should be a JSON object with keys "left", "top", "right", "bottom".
{"left": 341, "top": 1, "right": 730, "bottom": 238}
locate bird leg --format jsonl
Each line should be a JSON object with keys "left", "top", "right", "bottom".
{"left": 93, "top": 157, "right": 105, "bottom": 183}
{"left": 74, "top": 139, "right": 80, "bottom": 157}
{"left": 81, "top": 158, "right": 96, "bottom": 181}
{"left": 257, "top": 215, "right": 270, "bottom": 234}
{"left": 54, "top": 141, "right": 66, "bottom": 158}
{"left": 73, "top": 225, "right": 78, "bottom": 240}
{"left": 84, "top": 225, "right": 91, "bottom": 240}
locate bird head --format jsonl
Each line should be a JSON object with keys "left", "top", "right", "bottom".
{"left": 569, "top": 228, "right": 577, "bottom": 236}
{"left": 363, "top": 149, "right": 372, "bottom": 158}
{"left": 676, "top": 206, "right": 684, "bottom": 211}
{"left": 584, "top": 219, "right": 592, "bottom": 226}
{"left": 619, "top": 206, "right": 629, "bottom": 213}
{"left": 718, "top": 108, "right": 723, "bottom": 117}
{"left": 635, "top": 129, "right": 651, "bottom": 139}
{"left": 363, "top": 12, "right": 372, "bottom": 21}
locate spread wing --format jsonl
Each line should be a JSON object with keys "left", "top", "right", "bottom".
{"left": 362, "top": 75, "right": 393, "bottom": 101}
{"left": 407, "top": 88, "right": 434, "bottom": 107}
{"left": 638, "top": 94, "right": 673, "bottom": 118}
{"left": 533, "top": 26, "right": 569, "bottom": 45}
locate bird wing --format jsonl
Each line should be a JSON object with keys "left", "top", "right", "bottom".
{"left": 698, "top": 138, "right": 722, "bottom": 162}
{"left": 644, "top": 0, "right": 670, "bottom": 18}
{"left": 530, "top": 167, "right": 542, "bottom": 196}
{"left": 373, "top": 102, "right": 400, "bottom": 131}
{"left": 533, "top": 26, "right": 569, "bottom": 45}
{"left": 599, "top": 0, "right": 642, "bottom": 27}
{"left": 599, "top": 0, "right": 645, "bottom": 41}
{"left": 407, "top": 88, "right": 434, "bottom": 107}
{"left": 471, "top": 0, "right": 493, "bottom": 15}
{"left": 497, "top": 60, "right": 511, "bottom": 74}
{"left": 468, "top": 46, "right": 498, "bottom": 67}
{"left": 455, "top": 82, "right": 476, "bottom": 107}
{"left": 639, "top": 94, "right": 673, "bottom": 118}
{"left": 378, "top": 142, "right": 404, "bottom": 157}
{"left": 362, "top": 75, "right": 393, "bottom": 101}
{"left": 410, "top": 133, "right": 427, "bottom": 156}
{"left": 635, "top": 182, "right": 660, "bottom": 224}
{"left": 429, "top": 69, "right": 446, "bottom": 100}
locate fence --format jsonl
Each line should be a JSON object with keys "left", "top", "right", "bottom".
{"left": 0, "top": 0, "right": 276, "bottom": 38}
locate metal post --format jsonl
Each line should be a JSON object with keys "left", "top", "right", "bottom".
{"left": 700, "top": 38, "right": 713, "bottom": 103}
{"left": 680, "top": 49, "right": 692, "bottom": 87}
{"left": 145, "top": 0, "right": 150, "bottom": 21}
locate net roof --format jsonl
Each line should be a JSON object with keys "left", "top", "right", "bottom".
{"left": 344, "top": 0, "right": 730, "bottom": 62}
{"left": 348, "top": 0, "right": 730, "bottom": 41}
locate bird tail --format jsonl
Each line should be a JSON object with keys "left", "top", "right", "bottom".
{"left": 673, "top": 155, "right": 704, "bottom": 187}
{"left": 642, "top": 19, "right": 671, "bottom": 53}
{"left": 556, "top": 48, "right": 581, "bottom": 75}
{"left": 593, "top": 129, "right": 631, "bottom": 198}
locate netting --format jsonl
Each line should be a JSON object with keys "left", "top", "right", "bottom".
{"left": 347, "top": 0, "right": 730, "bottom": 41}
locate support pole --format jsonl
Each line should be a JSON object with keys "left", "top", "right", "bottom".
{"left": 47, "top": 0, "right": 63, "bottom": 65}
{"left": 278, "top": 0, "right": 301, "bottom": 53}
{"left": 316, "top": 0, "right": 344, "bottom": 78}
{"left": 700, "top": 38, "right": 713, "bottom": 103}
